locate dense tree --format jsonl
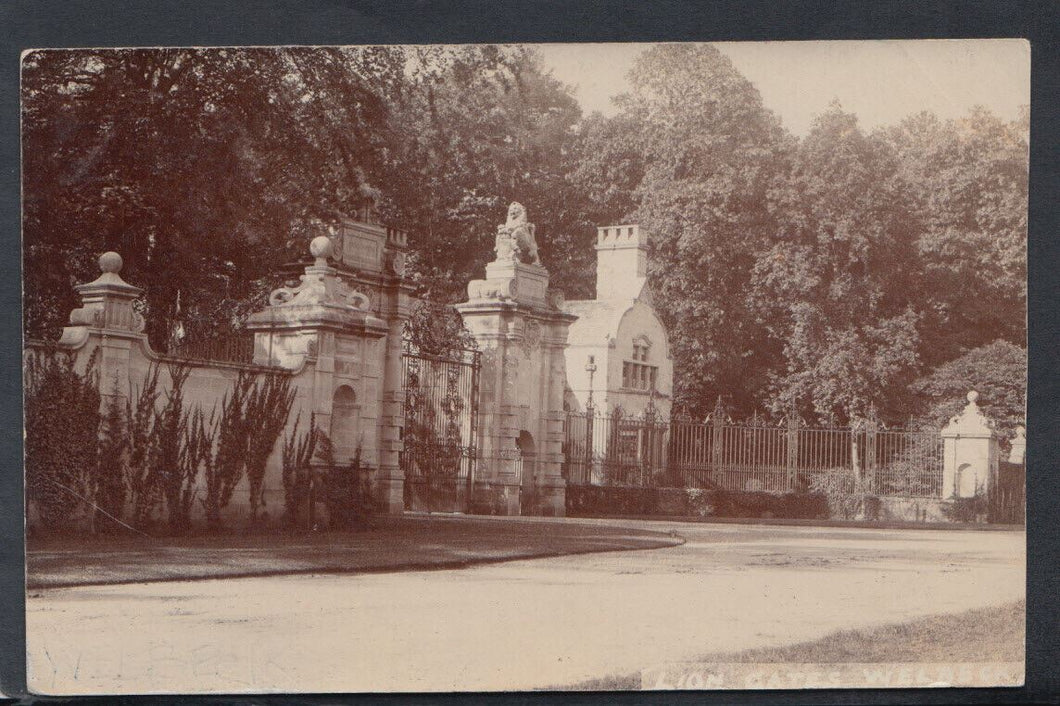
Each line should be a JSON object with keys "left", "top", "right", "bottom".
{"left": 22, "top": 47, "right": 403, "bottom": 346}
{"left": 22, "top": 44, "right": 1028, "bottom": 429}
{"left": 753, "top": 106, "right": 924, "bottom": 424}
{"left": 911, "top": 340, "right": 1026, "bottom": 438}
{"left": 380, "top": 45, "right": 595, "bottom": 303}
{"left": 879, "top": 108, "right": 1028, "bottom": 366}
{"left": 607, "top": 44, "right": 792, "bottom": 418}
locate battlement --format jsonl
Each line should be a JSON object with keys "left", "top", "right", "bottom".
{"left": 596, "top": 224, "right": 647, "bottom": 250}
{"left": 386, "top": 227, "right": 408, "bottom": 250}
{"left": 595, "top": 224, "right": 648, "bottom": 300}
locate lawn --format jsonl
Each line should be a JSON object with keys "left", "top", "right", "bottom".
{"left": 562, "top": 600, "right": 1025, "bottom": 691}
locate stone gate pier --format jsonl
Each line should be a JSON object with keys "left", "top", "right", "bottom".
{"left": 457, "top": 203, "right": 577, "bottom": 515}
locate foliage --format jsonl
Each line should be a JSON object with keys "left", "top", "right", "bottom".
{"left": 24, "top": 349, "right": 101, "bottom": 531}
{"left": 315, "top": 433, "right": 372, "bottom": 531}
{"left": 202, "top": 374, "right": 253, "bottom": 527}
{"left": 685, "top": 488, "right": 714, "bottom": 517}
{"left": 383, "top": 45, "right": 595, "bottom": 302}
{"left": 22, "top": 44, "right": 1029, "bottom": 436}
{"left": 880, "top": 109, "right": 1028, "bottom": 367}
{"left": 911, "top": 340, "right": 1026, "bottom": 438}
{"left": 95, "top": 382, "right": 128, "bottom": 531}
{"left": 808, "top": 469, "right": 870, "bottom": 520}
{"left": 281, "top": 412, "right": 319, "bottom": 530}
{"left": 403, "top": 299, "right": 477, "bottom": 358}
{"left": 200, "top": 371, "right": 296, "bottom": 528}
{"left": 565, "top": 485, "right": 828, "bottom": 520}
{"left": 22, "top": 47, "right": 403, "bottom": 346}
{"left": 754, "top": 107, "right": 923, "bottom": 424}
{"left": 126, "top": 365, "right": 162, "bottom": 527}
{"left": 152, "top": 364, "right": 192, "bottom": 532}
{"left": 596, "top": 45, "right": 793, "bottom": 418}
{"left": 943, "top": 492, "right": 989, "bottom": 523}
{"left": 579, "top": 47, "right": 1026, "bottom": 426}
{"left": 242, "top": 373, "right": 298, "bottom": 523}
{"left": 181, "top": 406, "right": 217, "bottom": 531}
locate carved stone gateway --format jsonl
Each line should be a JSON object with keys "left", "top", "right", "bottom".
{"left": 246, "top": 224, "right": 414, "bottom": 514}
{"left": 457, "top": 203, "right": 577, "bottom": 516}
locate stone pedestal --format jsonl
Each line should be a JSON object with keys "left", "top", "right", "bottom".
{"left": 246, "top": 235, "right": 408, "bottom": 514}
{"left": 941, "top": 391, "right": 999, "bottom": 499}
{"left": 58, "top": 252, "right": 148, "bottom": 403}
{"left": 458, "top": 206, "right": 576, "bottom": 516}
{"left": 1009, "top": 426, "right": 1026, "bottom": 464}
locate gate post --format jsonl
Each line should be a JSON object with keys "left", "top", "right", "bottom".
{"left": 786, "top": 409, "right": 799, "bottom": 491}
{"left": 457, "top": 202, "right": 577, "bottom": 516}
{"left": 940, "top": 391, "right": 999, "bottom": 499}
{"left": 55, "top": 252, "right": 147, "bottom": 408}
{"left": 711, "top": 397, "right": 724, "bottom": 477}
{"left": 246, "top": 224, "right": 411, "bottom": 515}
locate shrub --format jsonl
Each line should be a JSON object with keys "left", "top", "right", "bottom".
{"left": 943, "top": 491, "right": 989, "bottom": 523}
{"left": 281, "top": 412, "right": 319, "bottom": 530}
{"left": 808, "top": 469, "right": 870, "bottom": 520}
{"left": 95, "top": 384, "right": 128, "bottom": 532}
{"left": 127, "top": 365, "right": 162, "bottom": 528}
{"left": 242, "top": 372, "right": 297, "bottom": 524}
{"left": 200, "top": 371, "right": 297, "bottom": 529}
{"left": 24, "top": 348, "right": 101, "bottom": 532}
{"left": 316, "top": 432, "right": 372, "bottom": 530}
{"left": 152, "top": 364, "right": 194, "bottom": 532}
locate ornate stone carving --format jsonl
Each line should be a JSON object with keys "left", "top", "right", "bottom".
{"left": 467, "top": 278, "right": 517, "bottom": 302}
{"left": 495, "top": 201, "right": 541, "bottom": 266}
{"left": 68, "top": 306, "right": 103, "bottom": 327}
{"left": 521, "top": 320, "right": 542, "bottom": 358}
{"left": 385, "top": 250, "right": 406, "bottom": 276}
{"left": 329, "top": 234, "right": 344, "bottom": 262}
{"left": 267, "top": 237, "right": 371, "bottom": 310}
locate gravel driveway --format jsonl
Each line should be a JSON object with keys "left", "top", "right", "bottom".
{"left": 27, "top": 519, "right": 1024, "bottom": 694}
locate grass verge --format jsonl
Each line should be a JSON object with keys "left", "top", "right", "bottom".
{"left": 557, "top": 599, "right": 1025, "bottom": 691}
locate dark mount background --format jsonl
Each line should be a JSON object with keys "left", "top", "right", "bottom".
{"left": 3, "top": 1, "right": 1058, "bottom": 702}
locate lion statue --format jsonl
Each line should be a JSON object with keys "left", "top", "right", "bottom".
{"left": 496, "top": 201, "right": 541, "bottom": 266}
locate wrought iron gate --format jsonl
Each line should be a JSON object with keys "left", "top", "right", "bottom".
{"left": 989, "top": 460, "right": 1025, "bottom": 524}
{"left": 400, "top": 343, "right": 481, "bottom": 512}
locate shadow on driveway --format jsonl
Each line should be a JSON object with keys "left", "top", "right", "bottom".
{"left": 26, "top": 513, "right": 684, "bottom": 590}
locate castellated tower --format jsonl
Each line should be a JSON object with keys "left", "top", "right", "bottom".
{"left": 561, "top": 222, "right": 672, "bottom": 421}
{"left": 595, "top": 224, "right": 648, "bottom": 300}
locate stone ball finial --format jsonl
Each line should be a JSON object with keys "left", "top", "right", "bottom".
{"left": 967, "top": 390, "right": 979, "bottom": 404}
{"left": 309, "top": 236, "right": 334, "bottom": 261}
{"left": 99, "top": 251, "right": 123, "bottom": 274}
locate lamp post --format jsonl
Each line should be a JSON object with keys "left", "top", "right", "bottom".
{"left": 584, "top": 355, "right": 597, "bottom": 482}
{"left": 585, "top": 355, "right": 597, "bottom": 412}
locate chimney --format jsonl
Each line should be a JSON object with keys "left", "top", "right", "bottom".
{"left": 595, "top": 224, "right": 648, "bottom": 299}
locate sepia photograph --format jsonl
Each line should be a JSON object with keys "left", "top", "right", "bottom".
{"left": 20, "top": 38, "right": 1028, "bottom": 693}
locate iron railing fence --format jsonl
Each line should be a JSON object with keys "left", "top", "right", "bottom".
{"left": 162, "top": 332, "right": 260, "bottom": 367}
{"left": 563, "top": 410, "right": 944, "bottom": 499}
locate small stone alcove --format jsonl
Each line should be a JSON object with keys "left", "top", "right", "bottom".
{"left": 330, "top": 384, "right": 361, "bottom": 463}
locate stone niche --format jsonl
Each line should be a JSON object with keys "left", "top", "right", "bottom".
{"left": 457, "top": 202, "right": 577, "bottom": 516}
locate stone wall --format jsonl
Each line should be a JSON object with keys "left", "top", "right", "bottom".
{"left": 29, "top": 223, "right": 413, "bottom": 529}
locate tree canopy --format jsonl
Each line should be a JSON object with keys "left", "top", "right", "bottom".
{"left": 21, "top": 44, "right": 1027, "bottom": 427}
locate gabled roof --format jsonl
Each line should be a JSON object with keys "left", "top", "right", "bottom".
{"left": 564, "top": 297, "right": 651, "bottom": 349}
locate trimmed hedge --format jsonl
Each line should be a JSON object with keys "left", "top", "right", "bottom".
{"left": 566, "top": 484, "right": 830, "bottom": 520}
